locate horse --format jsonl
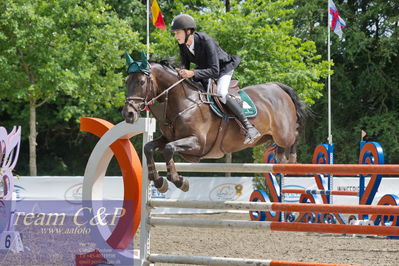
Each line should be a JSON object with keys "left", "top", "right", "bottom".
{"left": 122, "top": 53, "right": 307, "bottom": 193}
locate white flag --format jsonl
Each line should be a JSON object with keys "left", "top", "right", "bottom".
{"left": 329, "top": 0, "right": 346, "bottom": 38}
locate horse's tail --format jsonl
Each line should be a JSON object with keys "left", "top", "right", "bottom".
{"left": 273, "top": 82, "right": 308, "bottom": 129}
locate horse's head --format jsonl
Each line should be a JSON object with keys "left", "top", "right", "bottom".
{"left": 122, "top": 53, "right": 182, "bottom": 123}
{"left": 122, "top": 52, "right": 154, "bottom": 123}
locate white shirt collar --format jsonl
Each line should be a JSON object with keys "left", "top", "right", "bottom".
{"left": 187, "top": 38, "right": 195, "bottom": 55}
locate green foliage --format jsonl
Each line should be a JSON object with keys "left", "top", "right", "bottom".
{"left": 152, "top": 0, "right": 329, "bottom": 172}
{"left": 252, "top": 144, "right": 267, "bottom": 189}
{"left": 153, "top": 0, "right": 329, "bottom": 105}
{"left": 292, "top": 0, "right": 399, "bottom": 164}
{"left": 2, "top": 0, "right": 360, "bottom": 176}
{"left": 1, "top": 0, "right": 394, "bottom": 181}
{"left": 355, "top": 113, "right": 399, "bottom": 163}
{"left": 0, "top": 0, "right": 144, "bottom": 175}
{"left": 105, "top": 0, "right": 147, "bottom": 40}
{"left": 0, "top": 0, "right": 145, "bottom": 121}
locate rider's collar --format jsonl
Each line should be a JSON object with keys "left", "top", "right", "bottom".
{"left": 187, "top": 38, "right": 195, "bottom": 55}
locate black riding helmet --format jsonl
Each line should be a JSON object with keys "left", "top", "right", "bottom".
{"left": 169, "top": 14, "right": 196, "bottom": 32}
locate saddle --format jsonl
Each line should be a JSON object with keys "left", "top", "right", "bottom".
{"left": 201, "top": 79, "right": 258, "bottom": 159}
{"left": 209, "top": 79, "right": 242, "bottom": 112}
{"left": 147, "top": 79, "right": 243, "bottom": 125}
{"left": 207, "top": 80, "right": 257, "bottom": 119}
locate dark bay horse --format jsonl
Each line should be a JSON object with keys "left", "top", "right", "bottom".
{"left": 122, "top": 56, "right": 307, "bottom": 193}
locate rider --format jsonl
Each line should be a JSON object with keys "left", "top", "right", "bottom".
{"left": 170, "top": 14, "right": 260, "bottom": 144}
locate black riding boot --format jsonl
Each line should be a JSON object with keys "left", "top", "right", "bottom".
{"left": 225, "top": 96, "right": 261, "bottom": 144}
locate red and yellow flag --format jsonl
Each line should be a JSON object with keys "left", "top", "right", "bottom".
{"left": 151, "top": 0, "right": 166, "bottom": 30}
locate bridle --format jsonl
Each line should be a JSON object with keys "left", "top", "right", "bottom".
{"left": 125, "top": 68, "right": 155, "bottom": 112}
{"left": 125, "top": 65, "right": 185, "bottom": 113}
{"left": 124, "top": 62, "right": 217, "bottom": 129}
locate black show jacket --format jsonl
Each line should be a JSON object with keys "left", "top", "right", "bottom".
{"left": 179, "top": 32, "right": 240, "bottom": 81}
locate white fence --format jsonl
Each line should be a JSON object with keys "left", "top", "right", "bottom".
{"left": 14, "top": 176, "right": 399, "bottom": 214}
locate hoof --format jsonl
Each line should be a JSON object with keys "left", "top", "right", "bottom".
{"left": 178, "top": 177, "right": 189, "bottom": 192}
{"left": 155, "top": 178, "right": 169, "bottom": 193}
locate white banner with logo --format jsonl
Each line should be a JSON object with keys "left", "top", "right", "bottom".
{"left": 150, "top": 177, "right": 254, "bottom": 214}
{"left": 13, "top": 176, "right": 254, "bottom": 214}
{"left": 283, "top": 177, "right": 399, "bottom": 205}
{"left": 13, "top": 176, "right": 399, "bottom": 214}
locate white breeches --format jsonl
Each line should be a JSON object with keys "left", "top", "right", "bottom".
{"left": 216, "top": 70, "right": 234, "bottom": 104}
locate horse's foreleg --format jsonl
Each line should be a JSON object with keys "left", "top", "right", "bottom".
{"left": 144, "top": 136, "right": 168, "bottom": 193}
{"left": 163, "top": 136, "right": 202, "bottom": 192}
{"left": 165, "top": 160, "right": 189, "bottom": 192}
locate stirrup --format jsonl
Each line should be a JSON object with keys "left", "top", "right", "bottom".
{"left": 244, "top": 127, "right": 261, "bottom": 144}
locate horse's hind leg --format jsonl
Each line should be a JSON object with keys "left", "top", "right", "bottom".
{"left": 276, "top": 145, "right": 298, "bottom": 163}
{"left": 163, "top": 136, "right": 202, "bottom": 192}
{"left": 274, "top": 128, "right": 299, "bottom": 163}
{"left": 288, "top": 132, "right": 300, "bottom": 163}
{"left": 144, "top": 136, "right": 168, "bottom": 193}
{"left": 276, "top": 146, "right": 288, "bottom": 163}
{"left": 288, "top": 144, "right": 298, "bottom": 163}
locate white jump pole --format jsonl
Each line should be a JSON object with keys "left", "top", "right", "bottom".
{"left": 149, "top": 254, "right": 273, "bottom": 265}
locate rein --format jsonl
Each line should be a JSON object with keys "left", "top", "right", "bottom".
{"left": 148, "top": 78, "right": 185, "bottom": 104}
{"left": 125, "top": 63, "right": 212, "bottom": 129}
{"left": 125, "top": 70, "right": 185, "bottom": 112}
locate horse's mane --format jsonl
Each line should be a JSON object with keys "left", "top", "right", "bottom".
{"left": 150, "top": 58, "right": 179, "bottom": 75}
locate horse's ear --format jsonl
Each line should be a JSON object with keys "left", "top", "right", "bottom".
{"left": 141, "top": 51, "right": 148, "bottom": 65}
{"left": 125, "top": 52, "right": 134, "bottom": 66}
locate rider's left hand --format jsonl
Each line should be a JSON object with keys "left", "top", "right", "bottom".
{"left": 179, "top": 69, "right": 195, "bottom": 79}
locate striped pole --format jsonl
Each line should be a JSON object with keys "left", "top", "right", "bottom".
{"left": 150, "top": 217, "right": 399, "bottom": 236}
{"left": 148, "top": 254, "right": 350, "bottom": 266}
{"left": 282, "top": 188, "right": 359, "bottom": 196}
{"left": 154, "top": 162, "right": 399, "bottom": 175}
{"left": 150, "top": 199, "right": 399, "bottom": 216}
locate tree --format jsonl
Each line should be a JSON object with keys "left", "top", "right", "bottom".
{"left": 0, "top": 0, "right": 335, "bottom": 176}
{"left": 151, "top": 0, "right": 330, "bottom": 164}
{"left": 154, "top": 0, "right": 329, "bottom": 102}
{"left": 291, "top": 0, "right": 399, "bottom": 163}
{"left": 0, "top": 0, "right": 143, "bottom": 175}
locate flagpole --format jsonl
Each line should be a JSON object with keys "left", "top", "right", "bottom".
{"left": 146, "top": 0, "right": 150, "bottom": 118}
{"left": 327, "top": 0, "right": 333, "bottom": 206}
{"left": 327, "top": 0, "right": 332, "bottom": 145}
{"left": 147, "top": 0, "right": 150, "bottom": 57}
